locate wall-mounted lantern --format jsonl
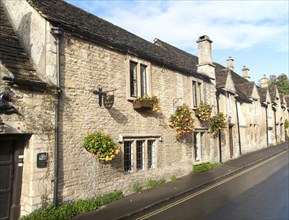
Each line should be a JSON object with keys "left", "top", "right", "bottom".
{"left": 0, "top": 92, "right": 19, "bottom": 115}
{"left": 93, "top": 87, "right": 116, "bottom": 110}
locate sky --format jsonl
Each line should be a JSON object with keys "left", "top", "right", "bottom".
{"left": 65, "top": 0, "right": 288, "bottom": 84}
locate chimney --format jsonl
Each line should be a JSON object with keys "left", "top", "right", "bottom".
{"left": 226, "top": 57, "right": 234, "bottom": 71}
{"left": 242, "top": 65, "right": 251, "bottom": 81}
{"left": 260, "top": 75, "right": 268, "bottom": 88}
{"left": 196, "top": 35, "right": 215, "bottom": 81}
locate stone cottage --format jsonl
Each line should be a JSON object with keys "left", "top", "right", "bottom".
{"left": 1, "top": 0, "right": 219, "bottom": 217}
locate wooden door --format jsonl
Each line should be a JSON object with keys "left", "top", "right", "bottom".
{"left": 0, "top": 140, "right": 14, "bottom": 220}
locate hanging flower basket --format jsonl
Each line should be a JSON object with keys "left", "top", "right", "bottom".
{"left": 210, "top": 113, "right": 228, "bottom": 137}
{"left": 169, "top": 104, "right": 194, "bottom": 138}
{"left": 195, "top": 102, "right": 212, "bottom": 122}
{"left": 82, "top": 130, "right": 120, "bottom": 163}
{"left": 133, "top": 95, "right": 160, "bottom": 112}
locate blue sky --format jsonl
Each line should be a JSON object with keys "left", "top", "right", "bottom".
{"left": 65, "top": 0, "right": 288, "bottom": 84}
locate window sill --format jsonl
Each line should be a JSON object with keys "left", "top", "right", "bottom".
{"left": 118, "top": 133, "right": 162, "bottom": 143}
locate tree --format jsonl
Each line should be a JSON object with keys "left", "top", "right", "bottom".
{"left": 269, "top": 73, "right": 289, "bottom": 95}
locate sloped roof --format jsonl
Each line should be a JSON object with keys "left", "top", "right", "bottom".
{"left": 268, "top": 85, "right": 277, "bottom": 101}
{"left": 0, "top": 2, "right": 47, "bottom": 89}
{"left": 215, "top": 68, "right": 228, "bottom": 88}
{"left": 215, "top": 63, "right": 251, "bottom": 102}
{"left": 26, "top": 0, "right": 208, "bottom": 80}
{"left": 257, "top": 87, "right": 267, "bottom": 103}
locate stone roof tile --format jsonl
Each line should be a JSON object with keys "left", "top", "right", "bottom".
{"left": 27, "top": 0, "right": 208, "bottom": 80}
{"left": 0, "top": 3, "right": 47, "bottom": 89}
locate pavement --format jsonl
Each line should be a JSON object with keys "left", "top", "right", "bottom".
{"left": 72, "top": 142, "right": 289, "bottom": 220}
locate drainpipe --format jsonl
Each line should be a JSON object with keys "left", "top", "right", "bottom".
{"left": 51, "top": 27, "right": 63, "bottom": 207}
{"left": 265, "top": 104, "right": 269, "bottom": 146}
{"left": 235, "top": 98, "right": 241, "bottom": 155}
{"left": 273, "top": 108, "right": 277, "bottom": 143}
{"left": 216, "top": 91, "right": 222, "bottom": 163}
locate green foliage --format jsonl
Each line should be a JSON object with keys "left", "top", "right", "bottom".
{"left": 82, "top": 130, "right": 120, "bottom": 162}
{"left": 133, "top": 183, "right": 143, "bottom": 193}
{"left": 20, "top": 191, "right": 124, "bottom": 220}
{"left": 210, "top": 113, "right": 228, "bottom": 137}
{"left": 169, "top": 104, "right": 194, "bottom": 138}
{"left": 146, "top": 178, "right": 166, "bottom": 188}
{"left": 170, "top": 175, "right": 177, "bottom": 181}
{"left": 284, "top": 119, "right": 289, "bottom": 129}
{"left": 134, "top": 95, "right": 161, "bottom": 112}
{"left": 269, "top": 74, "right": 289, "bottom": 95}
{"left": 193, "top": 162, "right": 222, "bottom": 174}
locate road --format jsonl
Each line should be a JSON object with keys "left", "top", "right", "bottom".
{"left": 129, "top": 150, "right": 289, "bottom": 220}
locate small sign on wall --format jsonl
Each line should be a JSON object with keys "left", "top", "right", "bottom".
{"left": 37, "top": 152, "right": 48, "bottom": 168}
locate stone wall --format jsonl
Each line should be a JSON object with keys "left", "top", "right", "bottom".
{"left": 0, "top": 73, "right": 55, "bottom": 215}
{"left": 56, "top": 35, "right": 218, "bottom": 201}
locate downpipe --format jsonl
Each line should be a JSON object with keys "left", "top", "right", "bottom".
{"left": 51, "top": 27, "right": 63, "bottom": 207}
{"left": 216, "top": 91, "right": 222, "bottom": 163}
{"left": 235, "top": 98, "right": 241, "bottom": 155}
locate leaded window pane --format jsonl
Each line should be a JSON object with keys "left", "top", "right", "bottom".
{"left": 140, "top": 64, "right": 147, "bottom": 97}
{"left": 130, "top": 61, "right": 138, "bottom": 97}
{"left": 124, "top": 141, "right": 133, "bottom": 172}
{"left": 136, "top": 141, "right": 144, "bottom": 171}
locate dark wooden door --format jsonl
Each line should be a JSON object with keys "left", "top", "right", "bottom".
{"left": 229, "top": 126, "right": 233, "bottom": 158}
{"left": 0, "top": 140, "right": 14, "bottom": 220}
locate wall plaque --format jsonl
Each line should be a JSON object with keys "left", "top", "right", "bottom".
{"left": 37, "top": 152, "right": 48, "bottom": 168}
{"left": 103, "top": 94, "right": 114, "bottom": 110}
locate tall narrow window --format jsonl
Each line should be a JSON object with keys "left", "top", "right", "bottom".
{"left": 194, "top": 133, "right": 198, "bottom": 161}
{"left": 192, "top": 81, "right": 198, "bottom": 107}
{"left": 147, "top": 140, "right": 155, "bottom": 169}
{"left": 124, "top": 141, "right": 133, "bottom": 172}
{"left": 192, "top": 81, "right": 202, "bottom": 108}
{"left": 128, "top": 60, "right": 149, "bottom": 98}
{"left": 140, "top": 64, "right": 147, "bottom": 96}
{"left": 197, "top": 82, "right": 201, "bottom": 104}
{"left": 130, "top": 61, "right": 138, "bottom": 97}
{"left": 136, "top": 141, "right": 144, "bottom": 171}
{"left": 227, "top": 93, "right": 232, "bottom": 114}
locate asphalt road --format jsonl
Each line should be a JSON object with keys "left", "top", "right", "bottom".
{"left": 129, "top": 150, "right": 289, "bottom": 220}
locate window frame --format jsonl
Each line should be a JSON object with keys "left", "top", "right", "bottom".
{"left": 193, "top": 131, "right": 206, "bottom": 162}
{"left": 127, "top": 58, "right": 151, "bottom": 100}
{"left": 122, "top": 137, "right": 157, "bottom": 174}
{"left": 192, "top": 79, "right": 203, "bottom": 108}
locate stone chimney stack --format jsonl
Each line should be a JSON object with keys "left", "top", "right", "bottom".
{"left": 196, "top": 35, "right": 215, "bottom": 81}
{"left": 260, "top": 75, "right": 269, "bottom": 88}
{"left": 226, "top": 57, "right": 234, "bottom": 71}
{"left": 242, "top": 65, "right": 251, "bottom": 81}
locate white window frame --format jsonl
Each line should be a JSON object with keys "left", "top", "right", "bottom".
{"left": 192, "top": 80, "right": 203, "bottom": 108}
{"left": 122, "top": 137, "right": 157, "bottom": 173}
{"left": 193, "top": 131, "right": 206, "bottom": 162}
{"left": 127, "top": 57, "right": 151, "bottom": 99}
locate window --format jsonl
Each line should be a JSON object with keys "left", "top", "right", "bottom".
{"left": 147, "top": 140, "right": 155, "bottom": 169}
{"left": 123, "top": 139, "right": 156, "bottom": 173}
{"left": 192, "top": 80, "right": 202, "bottom": 108}
{"left": 129, "top": 61, "right": 150, "bottom": 98}
{"left": 194, "top": 132, "right": 205, "bottom": 162}
{"left": 136, "top": 141, "right": 144, "bottom": 171}
{"left": 124, "top": 141, "right": 133, "bottom": 172}
{"left": 227, "top": 93, "right": 232, "bottom": 114}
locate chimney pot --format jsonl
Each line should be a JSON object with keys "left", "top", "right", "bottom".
{"left": 226, "top": 57, "right": 234, "bottom": 71}
{"left": 242, "top": 65, "right": 251, "bottom": 81}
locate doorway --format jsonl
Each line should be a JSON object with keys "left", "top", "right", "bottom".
{"left": 0, "top": 136, "right": 25, "bottom": 220}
